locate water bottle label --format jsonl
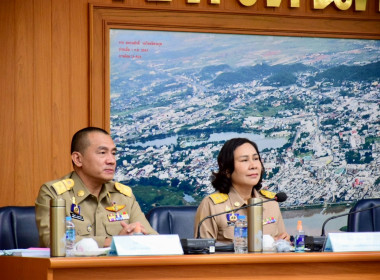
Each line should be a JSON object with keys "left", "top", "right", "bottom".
{"left": 234, "top": 219, "right": 248, "bottom": 254}
{"left": 295, "top": 234, "right": 305, "bottom": 252}
{"left": 66, "top": 229, "right": 76, "bottom": 240}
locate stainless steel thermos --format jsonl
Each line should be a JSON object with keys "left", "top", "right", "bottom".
{"left": 50, "top": 198, "right": 66, "bottom": 257}
{"left": 247, "top": 197, "right": 263, "bottom": 252}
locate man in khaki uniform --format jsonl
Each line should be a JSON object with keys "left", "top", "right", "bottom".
{"left": 194, "top": 187, "right": 286, "bottom": 242}
{"left": 35, "top": 127, "right": 157, "bottom": 248}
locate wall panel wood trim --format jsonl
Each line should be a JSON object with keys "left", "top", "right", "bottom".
{"left": 15, "top": 0, "right": 35, "bottom": 205}
{"left": 33, "top": 0, "right": 53, "bottom": 200}
{"left": 0, "top": 0, "right": 16, "bottom": 204}
{"left": 70, "top": 0, "right": 91, "bottom": 133}
{"left": 51, "top": 0, "right": 72, "bottom": 179}
{"left": 89, "top": 4, "right": 380, "bottom": 132}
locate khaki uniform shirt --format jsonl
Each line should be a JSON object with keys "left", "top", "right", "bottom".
{"left": 194, "top": 187, "right": 286, "bottom": 243}
{"left": 35, "top": 172, "right": 157, "bottom": 248}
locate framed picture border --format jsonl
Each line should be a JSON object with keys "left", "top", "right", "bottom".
{"left": 89, "top": 4, "right": 380, "bottom": 130}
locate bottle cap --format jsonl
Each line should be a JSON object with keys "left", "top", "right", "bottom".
{"left": 297, "top": 220, "right": 303, "bottom": 231}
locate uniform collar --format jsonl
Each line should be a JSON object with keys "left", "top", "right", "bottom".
{"left": 69, "top": 172, "right": 115, "bottom": 203}
{"left": 228, "top": 187, "right": 264, "bottom": 208}
{"left": 229, "top": 187, "right": 247, "bottom": 208}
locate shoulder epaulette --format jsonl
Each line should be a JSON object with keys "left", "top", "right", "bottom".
{"left": 209, "top": 193, "right": 229, "bottom": 205}
{"left": 115, "top": 182, "right": 132, "bottom": 197}
{"left": 260, "top": 189, "right": 276, "bottom": 199}
{"left": 52, "top": 179, "right": 74, "bottom": 195}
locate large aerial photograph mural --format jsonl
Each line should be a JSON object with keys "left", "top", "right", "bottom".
{"left": 109, "top": 29, "right": 380, "bottom": 235}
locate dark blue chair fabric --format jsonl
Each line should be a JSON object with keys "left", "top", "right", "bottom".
{"left": 146, "top": 206, "right": 198, "bottom": 239}
{"left": 347, "top": 198, "right": 380, "bottom": 232}
{"left": 0, "top": 206, "right": 40, "bottom": 249}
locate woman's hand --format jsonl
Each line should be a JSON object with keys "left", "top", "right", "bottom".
{"left": 275, "top": 232, "right": 290, "bottom": 241}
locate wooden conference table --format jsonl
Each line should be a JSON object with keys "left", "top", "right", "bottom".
{"left": 2, "top": 251, "right": 380, "bottom": 280}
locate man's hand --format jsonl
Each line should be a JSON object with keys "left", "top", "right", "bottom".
{"left": 118, "top": 221, "right": 147, "bottom": 235}
{"left": 103, "top": 221, "right": 147, "bottom": 247}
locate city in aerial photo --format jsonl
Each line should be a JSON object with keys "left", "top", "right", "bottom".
{"left": 110, "top": 30, "right": 380, "bottom": 235}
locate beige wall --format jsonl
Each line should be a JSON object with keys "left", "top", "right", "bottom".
{"left": 0, "top": 0, "right": 379, "bottom": 207}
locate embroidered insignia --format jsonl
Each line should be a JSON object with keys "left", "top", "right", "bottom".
{"left": 71, "top": 197, "right": 80, "bottom": 215}
{"left": 114, "top": 182, "right": 132, "bottom": 197}
{"left": 227, "top": 213, "right": 239, "bottom": 222}
{"left": 106, "top": 203, "right": 126, "bottom": 212}
{"left": 209, "top": 193, "right": 229, "bottom": 204}
{"left": 52, "top": 179, "right": 74, "bottom": 195}
{"left": 71, "top": 204, "right": 80, "bottom": 215}
{"left": 260, "top": 189, "right": 276, "bottom": 199}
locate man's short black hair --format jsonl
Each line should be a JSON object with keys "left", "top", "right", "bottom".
{"left": 71, "top": 127, "right": 109, "bottom": 154}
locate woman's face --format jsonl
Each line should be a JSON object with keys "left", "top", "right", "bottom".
{"left": 230, "top": 142, "right": 262, "bottom": 189}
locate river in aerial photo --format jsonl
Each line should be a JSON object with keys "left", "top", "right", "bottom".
{"left": 282, "top": 205, "right": 351, "bottom": 237}
{"left": 131, "top": 132, "right": 287, "bottom": 150}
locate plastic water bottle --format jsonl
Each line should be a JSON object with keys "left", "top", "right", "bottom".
{"left": 65, "top": 216, "right": 76, "bottom": 256}
{"left": 234, "top": 215, "right": 248, "bottom": 253}
{"left": 295, "top": 220, "right": 305, "bottom": 252}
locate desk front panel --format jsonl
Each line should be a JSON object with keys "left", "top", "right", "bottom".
{"left": 2, "top": 252, "right": 380, "bottom": 280}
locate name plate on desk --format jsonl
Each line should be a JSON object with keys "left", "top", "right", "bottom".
{"left": 323, "top": 232, "right": 380, "bottom": 252}
{"left": 109, "top": 234, "right": 184, "bottom": 256}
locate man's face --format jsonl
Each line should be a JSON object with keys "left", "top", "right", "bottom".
{"left": 75, "top": 132, "right": 117, "bottom": 184}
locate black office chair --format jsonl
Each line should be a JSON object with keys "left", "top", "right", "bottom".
{"left": 0, "top": 206, "right": 40, "bottom": 249}
{"left": 146, "top": 205, "right": 198, "bottom": 239}
{"left": 347, "top": 198, "right": 380, "bottom": 232}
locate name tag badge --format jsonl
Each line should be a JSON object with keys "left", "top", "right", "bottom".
{"left": 71, "top": 212, "right": 84, "bottom": 221}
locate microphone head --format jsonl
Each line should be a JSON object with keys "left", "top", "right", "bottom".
{"left": 275, "top": 192, "right": 287, "bottom": 202}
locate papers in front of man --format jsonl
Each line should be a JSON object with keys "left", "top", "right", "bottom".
{"left": 0, "top": 248, "right": 50, "bottom": 257}
{"left": 110, "top": 234, "right": 184, "bottom": 256}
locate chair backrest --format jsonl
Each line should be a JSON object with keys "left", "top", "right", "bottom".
{"left": 347, "top": 198, "right": 380, "bottom": 232}
{"left": 146, "top": 206, "right": 198, "bottom": 239}
{"left": 0, "top": 206, "right": 40, "bottom": 249}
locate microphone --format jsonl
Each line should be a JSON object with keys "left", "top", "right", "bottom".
{"left": 321, "top": 204, "right": 380, "bottom": 236}
{"left": 196, "top": 192, "right": 287, "bottom": 239}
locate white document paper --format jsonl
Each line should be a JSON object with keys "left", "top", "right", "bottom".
{"left": 323, "top": 232, "right": 380, "bottom": 252}
{"left": 0, "top": 248, "right": 50, "bottom": 257}
{"left": 109, "top": 234, "right": 184, "bottom": 256}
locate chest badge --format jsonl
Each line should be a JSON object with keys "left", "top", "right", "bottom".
{"left": 106, "top": 202, "right": 126, "bottom": 212}
{"left": 263, "top": 217, "right": 276, "bottom": 225}
{"left": 107, "top": 211, "right": 130, "bottom": 222}
{"left": 70, "top": 197, "right": 84, "bottom": 221}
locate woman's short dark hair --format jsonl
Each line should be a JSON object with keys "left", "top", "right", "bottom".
{"left": 211, "top": 138, "right": 265, "bottom": 195}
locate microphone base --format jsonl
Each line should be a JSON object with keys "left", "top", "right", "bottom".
{"left": 305, "top": 236, "right": 326, "bottom": 252}
{"left": 180, "top": 238, "right": 215, "bottom": 254}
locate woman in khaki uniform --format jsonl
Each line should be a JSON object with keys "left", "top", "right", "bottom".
{"left": 194, "top": 138, "right": 289, "bottom": 243}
